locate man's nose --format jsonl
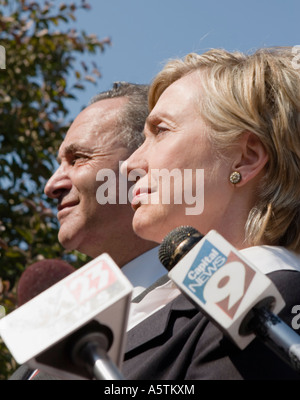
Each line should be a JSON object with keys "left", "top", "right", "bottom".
{"left": 44, "top": 165, "right": 72, "bottom": 199}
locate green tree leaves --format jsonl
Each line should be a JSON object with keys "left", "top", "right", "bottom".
{"left": 0, "top": 0, "right": 109, "bottom": 378}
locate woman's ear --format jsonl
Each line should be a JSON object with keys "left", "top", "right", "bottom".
{"left": 232, "top": 131, "right": 269, "bottom": 186}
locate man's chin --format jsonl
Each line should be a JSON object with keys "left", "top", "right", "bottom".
{"left": 58, "top": 231, "right": 94, "bottom": 258}
{"left": 58, "top": 231, "right": 77, "bottom": 251}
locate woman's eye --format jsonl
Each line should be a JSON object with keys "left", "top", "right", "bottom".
{"left": 156, "top": 125, "right": 168, "bottom": 135}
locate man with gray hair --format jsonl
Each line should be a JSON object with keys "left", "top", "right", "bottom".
{"left": 44, "top": 82, "right": 156, "bottom": 267}
{"left": 9, "top": 82, "right": 165, "bottom": 380}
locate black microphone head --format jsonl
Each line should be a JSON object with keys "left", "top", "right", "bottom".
{"left": 159, "top": 226, "right": 204, "bottom": 271}
{"left": 17, "top": 259, "right": 75, "bottom": 306}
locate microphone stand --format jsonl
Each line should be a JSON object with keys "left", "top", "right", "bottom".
{"left": 69, "top": 320, "right": 125, "bottom": 380}
{"left": 251, "top": 307, "right": 300, "bottom": 373}
{"left": 240, "top": 299, "right": 300, "bottom": 373}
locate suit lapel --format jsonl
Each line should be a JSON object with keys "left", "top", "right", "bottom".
{"left": 125, "top": 293, "right": 195, "bottom": 353}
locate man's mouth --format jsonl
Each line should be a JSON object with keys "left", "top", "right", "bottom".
{"left": 57, "top": 201, "right": 78, "bottom": 218}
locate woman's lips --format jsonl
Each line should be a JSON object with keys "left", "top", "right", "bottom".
{"left": 131, "top": 188, "right": 152, "bottom": 210}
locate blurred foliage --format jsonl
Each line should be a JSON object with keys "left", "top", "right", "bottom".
{"left": 0, "top": 0, "right": 110, "bottom": 379}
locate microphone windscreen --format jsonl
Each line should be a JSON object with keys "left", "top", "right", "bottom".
{"left": 17, "top": 259, "right": 75, "bottom": 306}
{"left": 158, "top": 226, "right": 203, "bottom": 271}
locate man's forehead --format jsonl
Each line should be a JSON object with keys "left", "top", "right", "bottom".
{"left": 67, "top": 95, "right": 128, "bottom": 133}
{"left": 70, "top": 105, "right": 117, "bottom": 132}
{"left": 59, "top": 100, "right": 125, "bottom": 145}
{"left": 81, "top": 96, "right": 128, "bottom": 123}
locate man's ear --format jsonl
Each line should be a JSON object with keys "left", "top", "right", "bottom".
{"left": 232, "top": 131, "right": 269, "bottom": 186}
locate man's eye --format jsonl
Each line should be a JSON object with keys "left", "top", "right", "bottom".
{"left": 71, "top": 154, "right": 85, "bottom": 165}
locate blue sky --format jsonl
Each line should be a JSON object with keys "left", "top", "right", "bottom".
{"left": 67, "top": 0, "right": 300, "bottom": 120}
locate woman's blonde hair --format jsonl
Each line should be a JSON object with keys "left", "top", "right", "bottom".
{"left": 149, "top": 47, "right": 300, "bottom": 251}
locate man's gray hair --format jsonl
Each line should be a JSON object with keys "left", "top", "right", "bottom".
{"left": 90, "top": 82, "right": 149, "bottom": 150}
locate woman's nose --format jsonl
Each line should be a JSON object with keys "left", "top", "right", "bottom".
{"left": 120, "top": 144, "right": 149, "bottom": 179}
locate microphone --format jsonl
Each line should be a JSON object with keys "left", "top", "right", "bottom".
{"left": 0, "top": 254, "right": 133, "bottom": 380}
{"left": 17, "top": 259, "right": 75, "bottom": 306}
{"left": 159, "top": 226, "right": 300, "bottom": 373}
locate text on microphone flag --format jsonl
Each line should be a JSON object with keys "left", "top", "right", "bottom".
{"left": 182, "top": 238, "right": 256, "bottom": 319}
{"left": 67, "top": 259, "right": 117, "bottom": 305}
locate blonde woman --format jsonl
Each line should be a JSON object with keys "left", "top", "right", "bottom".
{"left": 121, "top": 47, "right": 300, "bottom": 380}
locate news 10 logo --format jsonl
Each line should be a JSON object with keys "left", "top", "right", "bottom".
{"left": 0, "top": 46, "right": 5, "bottom": 69}
{"left": 182, "top": 240, "right": 255, "bottom": 319}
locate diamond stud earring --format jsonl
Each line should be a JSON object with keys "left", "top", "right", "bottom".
{"left": 229, "top": 171, "right": 242, "bottom": 184}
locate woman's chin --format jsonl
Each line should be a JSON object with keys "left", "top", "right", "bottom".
{"left": 132, "top": 209, "right": 165, "bottom": 243}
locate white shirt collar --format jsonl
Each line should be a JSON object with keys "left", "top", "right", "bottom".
{"left": 122, "top": 246, "right": 180, "bottom": 331}
{"left": 240, "top": 245, "right": 300, "bottom": 274}
{"left": 121, "top": 246, "right": 166, "bottom": 298}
